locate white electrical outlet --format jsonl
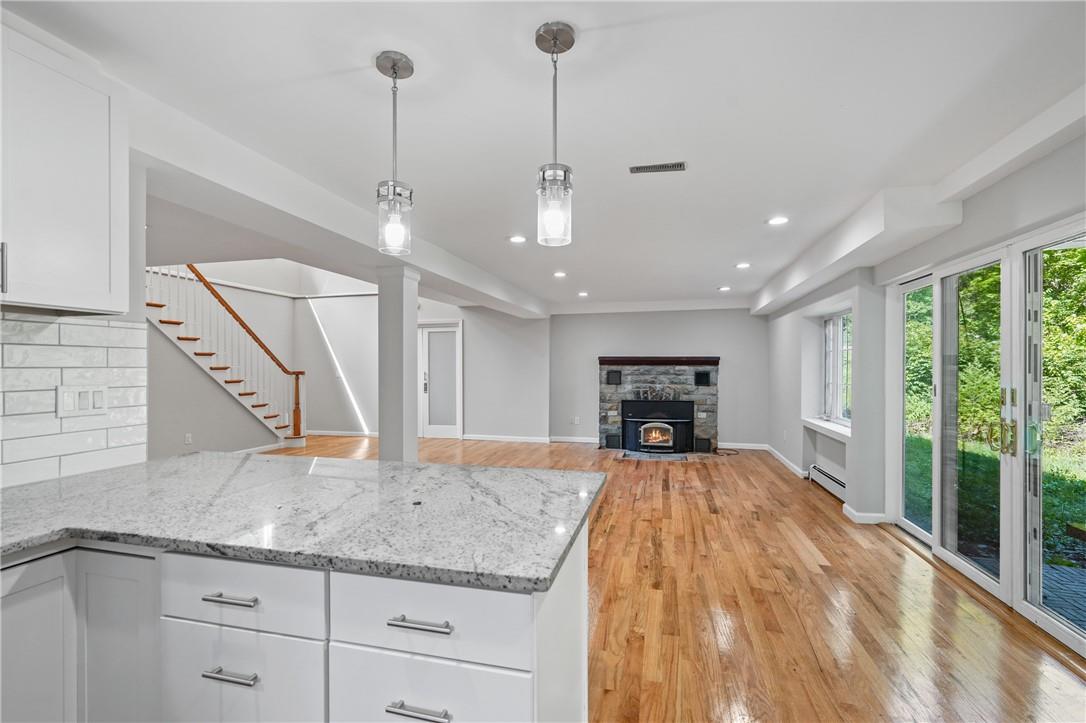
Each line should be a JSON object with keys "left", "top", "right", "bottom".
{"left": 572, "top": 416, "right": 580, "bottom": 425}
{"left": 184, "top": 433, "right": 193, "bottom": 445}
{"left": 56, "top": 386, "right": 108, "bottom": 418}
{"left": 697, "top": 412, "right": 707, "bottom": 419}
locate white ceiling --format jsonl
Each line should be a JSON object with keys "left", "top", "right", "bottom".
{"left": 10, "top": 1, "right": 1085, "bottom": 306}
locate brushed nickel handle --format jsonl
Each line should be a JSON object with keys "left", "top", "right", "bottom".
{"left": 201, "top": 666, "right": 258, "bottom": 687}
{"left": 387, "top": 614, "right": 453, "bottom": 635}
{"left": 385, "top": 700, "right": 451, "bottom": 723}
{"left": 201, "top": 591, "right": 259, "bottom": 608}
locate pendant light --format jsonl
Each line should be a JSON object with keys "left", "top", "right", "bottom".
{"left": 535, "top": 21, "right": 575, "bottom": 247}
{"left": 376, "top": 50, "right": 414, "bottom": 256}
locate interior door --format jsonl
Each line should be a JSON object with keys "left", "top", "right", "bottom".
{"left": 934, "top": 257, "right": 1013, "bottom": 599}
{"left": 419, "top": 325, "right": 461, "bottom": 439}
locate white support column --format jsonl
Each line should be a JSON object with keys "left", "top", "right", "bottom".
{"left": 377, "top": 266, "right": 420, "bottom": 462}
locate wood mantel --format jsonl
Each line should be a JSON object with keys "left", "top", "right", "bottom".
{"left": 598, "top": 356, "right": 720, "bottom": 366}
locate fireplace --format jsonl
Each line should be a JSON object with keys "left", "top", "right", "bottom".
{"left": 639, "top": 422, "right": 674, "bottom": 449}
{"left": 621, "top": 400, "right": 694, "bottom": 453}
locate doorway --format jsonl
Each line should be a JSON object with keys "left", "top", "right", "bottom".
{"left": 417, "top": 321, "right": 462, "bottom": 439}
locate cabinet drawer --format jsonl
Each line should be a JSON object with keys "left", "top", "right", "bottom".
{"left": 330, "top": 642, "right": 531, "bottom": 723}
{"left": 330, "top": 572, "right": 533, "bottom": 670}
{"left": 161, "top": 554, "right": 325, "bottom": 639}
{"left": 160, "top": 617, "right": 324, "bottom": 723}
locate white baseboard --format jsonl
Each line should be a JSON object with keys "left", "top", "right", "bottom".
{"left": 233, "top": 441, "right": 285, "bottom": 454}
{"left": 717, "top": 442, "right": 769, "bottom": 451}
{"left": 766, "top": 446, "right": 806, "bottom": 478}
{"left": 842, "top": 504, "right": 886, "bottom": 525}
{"left": 550, "top": 436, "right": 599, "bottom": 444}
{"left": 462, "top": 434, "right": 551, "bottom": 444}
{"left": 306, "top": 430, "right": 377, "bottom": 437}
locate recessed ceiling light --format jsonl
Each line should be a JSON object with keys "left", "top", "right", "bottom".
{"left": 736, "top": 262, "right": 751, "bottom": 269}
{"left": 718, "top": 286, "right": 731, "bottom": 292}
{"left": 767, "top": 216, "right": 789, "bottom": 226}
{"left": 553, "top": 270, "right": 567, "bottom": 278}
{"left": 578, "top": 291, "right": 588, "bottom": 297}
{"left": 509, "top": 234, "right": 526, "bottom": 244}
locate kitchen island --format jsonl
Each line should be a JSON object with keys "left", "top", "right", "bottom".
{"left": 1, "top": 452, "right": 606, "bottom": 722}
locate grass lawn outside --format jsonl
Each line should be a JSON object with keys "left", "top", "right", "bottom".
{"left": 903, "top": 435, "right": 1086, "bottom": 567}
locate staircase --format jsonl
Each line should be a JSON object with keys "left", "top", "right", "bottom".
{"left": 146, "top": 264, "right": 306, "bottom": 448}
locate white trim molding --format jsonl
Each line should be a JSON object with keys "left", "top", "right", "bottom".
{"left": 550, "top": 436, "right": 599, "bottom": 444}
{"left": 717, "top": 442, "right": 769, "bottom": 451}
{"left": 233, "top": 441, "right": 285, "bottom": 454}
{"left": 842, "top": 504, "right": 886, "bottom": 525}
{"left": 306, "top": 430, "right": 377, "bottom": 437}
{"left": 462, "top": 434, "right": 551, "bottom": 444}
{"left": 766, "top": 446, "right": 806, "bottom": 478}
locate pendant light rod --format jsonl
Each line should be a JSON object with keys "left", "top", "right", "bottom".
{"left": 391, "top": 69, "right": 398, "bottom": 180}
{"left": 551, "top": 49, "right": 558, "bottom": 164}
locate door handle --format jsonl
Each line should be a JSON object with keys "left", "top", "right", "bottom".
{"left": 201, "top": 666, "right": 259, "bottom": 687}
{"left": 985, "top": 422, "right": 1001, "bottom": 452}
{"left": 385, "top": 700, "right": 451, "bottom": 723}
{"left": 1005, "top": 419, "right": 1018, "bottom": 456}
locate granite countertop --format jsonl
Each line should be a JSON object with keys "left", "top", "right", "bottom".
{"left": 0, "top": 452, "right": 606, "bottom": 593}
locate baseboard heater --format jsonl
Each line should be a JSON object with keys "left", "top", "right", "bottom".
{"left": 808, "top": 464, "right": 845, "bottom": 501}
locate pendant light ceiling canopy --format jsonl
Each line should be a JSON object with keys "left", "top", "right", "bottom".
{"left": 376, "top": 50, "right": 414, "bottom": 256}
{"left": 535, "top": 21, "right": 575, "bottom": 247}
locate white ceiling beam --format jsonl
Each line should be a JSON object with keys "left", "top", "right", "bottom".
{"left": 751, "top": 188, "right": 961, "bottom": 315}
{"left": 934, "top": 85, "right": 1085, "bottom": 203}
{"left": 129, "top": 88, "right": 549, "bottom": 319}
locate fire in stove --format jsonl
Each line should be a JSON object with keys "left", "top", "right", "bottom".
{"left": 639, "top": 422, "right": 674, "bottom": 447}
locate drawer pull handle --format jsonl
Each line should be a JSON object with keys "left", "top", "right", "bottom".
{"left": 201, "top": 591, "right": 259, "bottom": 608}
{"left": 387, "top": 614, "right": 454, "bottom": 635}
{"left": 201, "top": 666, "right": 259, "bottom": 687}
{"left": 385, "top": 700, "right": 451, "bottom": 723}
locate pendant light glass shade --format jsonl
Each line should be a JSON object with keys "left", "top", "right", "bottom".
{"left": 377, "top": 180, "right": 413, "bottom": 255}
{"left": 537, "top": 163, "right": 572, "bottom": 246}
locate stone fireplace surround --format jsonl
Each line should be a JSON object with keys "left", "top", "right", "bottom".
{"left": 598, "top": 356, "right": 719, "bottom": 450}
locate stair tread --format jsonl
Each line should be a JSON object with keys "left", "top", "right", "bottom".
{"left": 238, "top": 391, "right": 257, "bottom": 397}
{"left": 193, "top": 352, "right": 215, "bottom": 357}
{"left": 224, "top": 379, "right": 244, "bottom": 384}
{"left": 177, "top": 336, "right": 200, "bottom": 341}
{"left": 274, "top": 424, "right": 290, "bottom": 430}
{"left": 251, "top": 403, "right": 269, "bottom": 408}
{"left": 209, "top": 365, "right": 230, "bottom": 370}
{"left": 145, "top": 302, "right": 166, "bottom": 308}
{"left": 263, "top": 414, "right": 280, "bottom": 419}
{"left": 158, "top": 319, "right": 184, "bottom": 325}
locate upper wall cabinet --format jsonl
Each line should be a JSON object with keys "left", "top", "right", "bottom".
{"left": 1, "top": 25, "right": 129, "bottom": 314}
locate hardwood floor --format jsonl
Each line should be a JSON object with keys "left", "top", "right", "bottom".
{"left": 265, "top": 436, "right": 1086, "bottom": 722}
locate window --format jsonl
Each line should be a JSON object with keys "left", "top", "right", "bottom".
{"left": 823, "top": 311, "right": 853, "bottom": 424}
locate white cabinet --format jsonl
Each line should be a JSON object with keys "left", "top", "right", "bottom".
{"left": 76, "top": 550, "right": 159, "bottom": 722}
{"left": 160, "top": 618, "right": 325, "bottom": 723}
{"left": 1, "top": 24, "right": 129, "bottom": 314}
{"left": 1, "top": 550, "right": 159, "bottom": 723}
{"left": 1, "top": 553, "right": 78, "bottom": 723}
{"left": 329, "top": 642, "right": 532, "bottom": 723}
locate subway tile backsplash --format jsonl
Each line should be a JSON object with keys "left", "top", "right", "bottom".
{"left": 0, "top": 310, "right": 147, "bottom": 487}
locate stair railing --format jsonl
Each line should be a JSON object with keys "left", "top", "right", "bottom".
{"left": 145, "top": 264, "right": 305, "bottom": 439}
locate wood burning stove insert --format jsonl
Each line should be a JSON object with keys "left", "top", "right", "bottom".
{"left": 621, "top": 400, "right": 694, "bottom": 453}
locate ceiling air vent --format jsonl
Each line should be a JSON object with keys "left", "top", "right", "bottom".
{"left": 629, "top": 161, "right": 686, "bottom": 174}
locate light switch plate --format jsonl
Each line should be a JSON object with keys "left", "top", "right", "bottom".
{"left": 56, "top": 385, "right": 108, "bottom": 418}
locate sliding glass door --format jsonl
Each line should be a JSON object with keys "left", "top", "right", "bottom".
{"left": 901, "top": 285, "right": 934, "bottom": 538}
{"left": 934, "top": 257, "right": 1012, "bottom": 596}
{"left": 1023, "top": 234, "right": 1086, "bottom": 638}
{"left": 893, "top": 219, "right": 1085, "bottom": 653}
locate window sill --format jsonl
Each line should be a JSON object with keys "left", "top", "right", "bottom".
{"left": 802, "top": 417, "right": 852, "bottom": 444}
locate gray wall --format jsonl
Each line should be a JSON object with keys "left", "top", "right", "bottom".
{"left": 147, "top": 329, "right": 277, "bottom": 457}
{"left": 548, "top": 309, "right": 770, "bottom": 444}
{"left": 462, "top": 308, "right": 550, "bottom": 440}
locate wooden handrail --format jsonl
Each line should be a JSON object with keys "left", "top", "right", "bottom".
{"left": 186, "top": 264, "right": 304, "bottom": 377}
